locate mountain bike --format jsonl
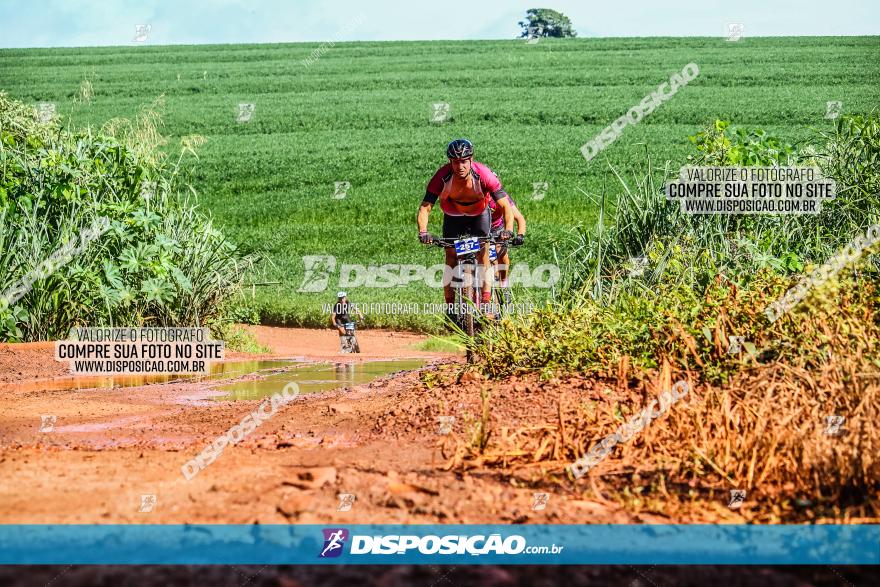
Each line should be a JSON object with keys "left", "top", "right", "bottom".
{"left": 490, "top": 232, "right": 527, "bottom": 318}
{"left": 339, "top": 320, "right": 361, "bottom": 354}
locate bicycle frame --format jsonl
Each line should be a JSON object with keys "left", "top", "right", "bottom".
{"left": 339, "top": 320, "right": 361, "bottom": 353}
{"left": 429, "top": 234, "right": 503, "bottom": 294}
{"left": 424, "top": 233, "right": 521, "bottom": 361}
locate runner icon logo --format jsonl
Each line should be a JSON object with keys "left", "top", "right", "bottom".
{"left": 728, "top": 489, "right": 746, "bottom": 509}
{"left": 141, "top": 180, "right": 156, "bottom": 201}
{"left": 319, "top": 528, "right": 349, "bottom": 558}
{"left": 333, "top": 181, "right": 350, "bottom": 199}
{"left": 727, "top": 335, "right": 745, "bottom": 355}
{"left": 532, "top": 492, "right": 549, "bottom": 510}
{"left": 431, "top": 102, "right": 449, "bottom": 123}
{"left": 531, "top": 181, "right": 549, "bottom": 201}
{"left": 825, "top": 101, "right": 842, "bottom": 120}
{"left": 237, "top": 103, "right": 255, "bottom": 123}
{"left": 438, "top": 415, "right": 455, "bottom": 435}
{"left": 337, "top": 493, "right": 356, "bottom": 512}
{"left": 37, "top": 102, "right": 55, "bottom": 124}
{"left": 526, "top": 25, "right": 543, "bottom": 44}
{"left": 134, "top": 24, "right": 151, "bottom": 42}
{"left": 628, "top": 256, "right": 648, "bottom": 277}
{"left": 727, "top": 23, "right": 744, "bottom": 42}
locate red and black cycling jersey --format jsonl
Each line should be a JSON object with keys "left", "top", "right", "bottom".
{"left": 423, "top": 161, "right": 509, "bottom": 216}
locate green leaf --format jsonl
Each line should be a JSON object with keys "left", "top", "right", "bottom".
{"left": 169, "top": 265, "right": 193, "bottom": 292}
{"left": 102, "top": 260, "right": 123, "bottom": 289}
{"left": 119, "top": 247, "right": 142, "bottom": 272}
{"left": 140, "top": 278, "right": 175, "bottom": 304}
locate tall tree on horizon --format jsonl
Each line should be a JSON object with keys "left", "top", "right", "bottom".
{"left": 518, "top": 8, "right": 577, "bottom": 38}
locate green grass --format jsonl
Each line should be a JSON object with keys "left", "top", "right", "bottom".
{"left": 412, "top": 335, "right": 465, "bottom": 353}
{"left": 1, "top": 36, "right": 878, "bottom": 330}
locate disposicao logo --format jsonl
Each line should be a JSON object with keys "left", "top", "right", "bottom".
{"left": 316, "top": 530, "right": 565, "bottom": 558}
{"left": 319, "top": 528, "right": 349, "bottom": 558}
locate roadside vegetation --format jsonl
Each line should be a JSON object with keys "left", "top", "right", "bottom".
{"left": 478, "top": 115, "right": 880, "bottom": 379}
{"left": 456, "top": 115, "right": 880, "bottom": 521}
{"left": 0, "top": 93, "right": 257, "bottom": 345}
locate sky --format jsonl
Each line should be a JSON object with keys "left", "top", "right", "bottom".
{"left": 0, "top": 0, "right": 877, "bottom": 48}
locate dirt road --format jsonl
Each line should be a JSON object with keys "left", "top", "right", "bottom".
{"left": 0, "top": 326, "right": 641, "bottom": 525}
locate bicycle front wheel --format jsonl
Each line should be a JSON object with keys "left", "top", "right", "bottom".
{"left": 461, "top": 265, "right": 476, "bottom": 362}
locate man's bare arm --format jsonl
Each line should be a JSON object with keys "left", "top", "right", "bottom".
{"left": 495, "top": 197, "right": 515, "bottom": 232}
{"left": 417, "top": 201, "right": 433, "bottom": 234}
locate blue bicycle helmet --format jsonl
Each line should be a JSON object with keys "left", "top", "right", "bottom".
{"left": 446, "top": 138, "right": 474, "bottom": 159}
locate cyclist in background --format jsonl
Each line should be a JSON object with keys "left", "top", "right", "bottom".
{"left": 330, "top": 291, "right": 363, "bottom": 335}
{"left": 487, "top": 195, "right": 526, "bottom": 292}
{"left": 416, "top": 139, "right": 515, "bottom": 308}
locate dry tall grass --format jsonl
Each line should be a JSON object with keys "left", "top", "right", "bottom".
{"left": 445, "top": 268, "right": 880, "bottom": 520}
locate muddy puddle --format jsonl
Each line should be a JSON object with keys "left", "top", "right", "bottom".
{"left": 216, "top": 359, "right": 426, "bottom": 400}
{"left": 4, "top": 360, "right": 301, "bottom": 393}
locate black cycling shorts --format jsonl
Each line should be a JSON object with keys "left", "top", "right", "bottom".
{"left": 442, "top": 209, "right": 491, "bottom": 239}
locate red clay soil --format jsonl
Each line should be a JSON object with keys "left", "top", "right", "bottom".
{"left": 0, "top": 326, "right": 807, "bottom": 525}
{"left": 0, "top": 326, "right": 626, "bottom": 525}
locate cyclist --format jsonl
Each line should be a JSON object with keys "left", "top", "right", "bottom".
{"left": 329, "top": 291, "right": 363, "bottom": 336}
{"left": 416, "top": 139, "right": 515, "bottom": 309}
{"left": 487, "top": 195, "right": 526, "bottom": 292}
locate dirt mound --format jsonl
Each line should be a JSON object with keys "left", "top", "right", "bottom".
{"left": 376, "top": 358, "right": 879, "bottom": 523}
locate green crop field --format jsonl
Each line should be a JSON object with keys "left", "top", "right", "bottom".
{"left": 1, "top": 37, "right": 878, "bottom": 330}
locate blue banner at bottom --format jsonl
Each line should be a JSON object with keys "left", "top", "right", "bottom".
{"left": 0, "top": 524, "right": 877, "bottom": 565}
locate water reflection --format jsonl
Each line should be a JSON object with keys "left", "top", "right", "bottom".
{"left": 217, "top": 359, "right": 426, "bottom": 401}
{"left": 3, "top": 360, "right": 302, "bottom": 393}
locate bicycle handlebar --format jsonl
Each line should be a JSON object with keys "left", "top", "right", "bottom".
{"left": 424, "top": 234, "right": 523, "bottom": 248}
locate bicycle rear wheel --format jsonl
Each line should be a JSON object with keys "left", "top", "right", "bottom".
{"left": 493, "top": 284, "right": 511, "bottom": 316}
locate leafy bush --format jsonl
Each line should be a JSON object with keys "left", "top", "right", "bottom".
{"left": 459, "top": 261, "right": 880, "bottom": 517}
{"left": 0, "top": 93, "right": 254, "bottom": 341}
{"left": 477, "top": 115, "right": 880, "bottom": 383}
{"left": 809, "top": 112, "right": 880, "bottom": 240}
{"left": 687, "top": 119, "right": 797, "bottom": 166}
{"left": 466, "top": 118, "right": 880, "bottom": 516}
